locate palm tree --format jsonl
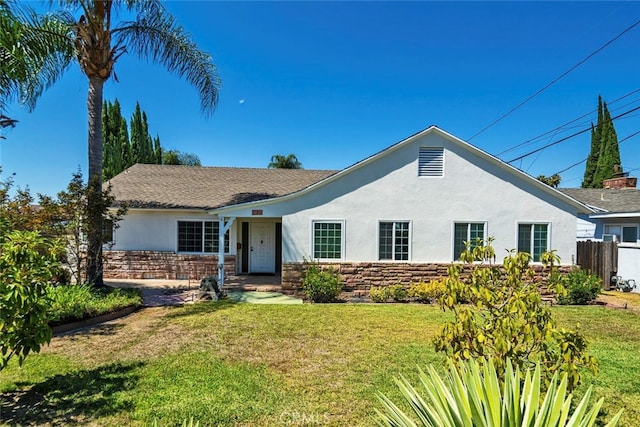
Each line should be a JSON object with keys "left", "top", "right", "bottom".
{"left": 7, "top": 1, "right": 221, "bottom": 286}
{"left": 0, "top": 0, "right": 74, "bottom": 132}
{"left": 268, "top": 154, "right": 303, "bottom": 169}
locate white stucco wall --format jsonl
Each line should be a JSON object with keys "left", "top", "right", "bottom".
{"left": 110, "top": 209, "right": 237, "bottom": 254}
{"left": 617, "top": 245, "right": 640, "bottom": 293}
{"left": 271, "top": 131, "right": 579, "bottom": 265}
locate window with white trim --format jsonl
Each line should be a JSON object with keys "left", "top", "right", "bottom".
{"left": 453, "top": 222, "right": 486, "bottom": 260}
{"left": 379, "top": 221, "right": 410, "bottom": 261}
{"left": 604, "top": 224, "right": 638, "bottom": 243}
{"left": 517, "top": 223, "right": 548, "bottom": 262}
{"left": 313, "top": 221, "right": 343, "bottom": 259}
{"left": 177, "top": 220, "right": 229, "bottom": 253}
{"left": 418, "top": 147, "right": 444, "bottom": 177}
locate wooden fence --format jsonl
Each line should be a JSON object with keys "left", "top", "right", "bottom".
{"left": 576, "top": 240, "right": 618, "bottom": 290}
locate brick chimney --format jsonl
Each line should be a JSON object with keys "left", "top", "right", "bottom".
{"left": 603, "top": 164, "right": 637, "bottom": 189}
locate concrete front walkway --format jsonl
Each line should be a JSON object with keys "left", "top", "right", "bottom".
{"left": 106, "top": 274, "right": 301, "bottom": 306}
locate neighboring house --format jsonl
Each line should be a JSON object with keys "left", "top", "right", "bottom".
{"left": 106, "top": 126, "right": 591, "bottom": 293}
{"left": 560, "top": 182, "right": 640, "bottom": 287}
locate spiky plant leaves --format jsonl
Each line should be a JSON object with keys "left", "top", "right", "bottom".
{"left": 375, "top": 358, "right": 623, "bottom": 427}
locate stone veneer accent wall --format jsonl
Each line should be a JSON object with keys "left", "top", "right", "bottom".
{"left": 282, "top": 261, "right": 571, "bottom": 298}
{"left": 103, "top": 251, "right": 236, "bottom": 280}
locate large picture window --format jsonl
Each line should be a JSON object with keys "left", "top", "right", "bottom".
{"left": 379, "top": 221, "right": 410, "bottom": 261}
{"left": 453, "top": 222, "right": 486, "bottom": 260}
{"left": 178, "top": 220, "right": 229, "bottom": 253}
{"left": 313, "top": 221, "right": 343, "bottom": 259}
{"left": 517, "top": 223, "right": 548, "bottom": 262}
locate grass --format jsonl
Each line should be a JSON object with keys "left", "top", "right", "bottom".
{"left": 46, "top": 284, "right": 143, "bottom": 326}
{"left": 1, "top": 302, "right": 639, "bottom": 426}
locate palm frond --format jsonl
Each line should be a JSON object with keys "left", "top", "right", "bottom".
{"left": 113, "top": 5, "right": 221, "bottom": 116}
{"left": 0, "top": 1, "right": 74, "bottom": 113}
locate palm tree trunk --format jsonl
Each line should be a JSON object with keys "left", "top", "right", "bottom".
{"left": 86, "top": 75, "right": 104, "bottom": 287}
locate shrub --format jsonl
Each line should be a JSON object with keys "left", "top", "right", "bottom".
{"left": 433, "top": 239, "right": 597, "bottom": 391}
{"left": 0, "top": 231, "right": 63, "bottom": 369}
{"left": 556, "top": 267, "right": 602, "bottom": 305}
{"left": 375, "top": 357, "right": 622, "bottom": 427}
{"left": 301, "top": 260, "right": 342, "bottom": 303}
{"left": 408, "top": 279, "right": 447, "bottom": 303}
{"left": 369, "top": 286, "right": 390, "bottom": 303}
{"left": 387, "top": 284, "right": 408, "bottom": 302}
{"left": 47, "top": 283, "right": 142, "bottom": 325}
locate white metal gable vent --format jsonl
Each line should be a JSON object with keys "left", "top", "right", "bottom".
{"left": 418, "top": 147, "right": 444, "bottom": 177}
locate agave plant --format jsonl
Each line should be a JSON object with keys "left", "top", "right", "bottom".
{"left": 375, "top": 358, "right": 622, "bottom": 427}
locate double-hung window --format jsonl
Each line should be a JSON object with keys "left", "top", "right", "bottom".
{"left": 604, "top": 224, "right": 638, "bottom": 243}
{"left": 312, "top": 221, "right": 343, "bottom": 259}
{"left": 379, "top": 221, "right": 410, "bottom": 261}
{"left": 517, "top": 223, "right": 548, "bottom": 262}
{"left": 177, "top": 220, "right": 229, "bottom": 253}
{"left": 453, "top": 222, "right": 486, "bottom": 260}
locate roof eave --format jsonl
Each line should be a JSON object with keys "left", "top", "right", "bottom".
{"left": 590, "top": 212, "right": 640, "bottom": 219}
{"left": 211, "top": 126, "right": 594, "bottom": 215}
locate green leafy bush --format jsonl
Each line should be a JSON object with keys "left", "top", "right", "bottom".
{"left": 408, "top": 279, "right": 447, "bottom": 303}
{"left": 375, "top": 357, "right": 622, "bottom": 427}
{"left": 301, "top": 260, "right": 342, "bottom": 303}
{"left": 369, "top": 286, "right": 390, "bottom": 303}
{"left": 387, "top": 284, "right": 408, "bottom": 302}
{"left": 369, "top": 285, "right": 409, "bottom": 302}
{"left": 0, "top": 231, "right": 63, "bottom": 369}
{"left": 433, "top": 240, "right": 597, "bottom": 391}
{"left": 47, "top": 284, "right": 142, "bottom": 325}
{"left": 556, "top": 267, "right": 602, "bottom": 305}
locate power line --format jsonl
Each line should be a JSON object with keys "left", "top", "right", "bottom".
{"left": 553, "top": 128, "right": 640, "bottom": 175}
{"left": 507, "top": 105, "right": 640, "bottom": 163}
{"left": 468, "top": 18, "right": 640, "bottom": 142}
{"left": 497, "top": 88, "right": 640, "bottom": 156}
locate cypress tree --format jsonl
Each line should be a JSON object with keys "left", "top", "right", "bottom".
{"left": 102, "top": 99, "right": 130, "bottom": 180}
{"left": 129, "top": 102, "right": 144, "bottom": 164}
{"left": 118, "top": 110, "right": 130, "bottom": 170}
{"left": 103, "top": 99, "right": 202, "bottom": 174}
{"left": 153, "top": 135, "right": 162, "bottom": 164}
{"left": 582, "top": 96, "right": 622, "bottom": 188}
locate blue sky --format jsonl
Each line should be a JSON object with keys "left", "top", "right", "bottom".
{"left": 2, "top": 1, "right": 640, "bottom": 196}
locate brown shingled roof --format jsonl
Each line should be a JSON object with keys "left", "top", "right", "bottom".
{"left": 107, "top": 164, "right": 337, "bottom": 210}
{"left": 559, "top": 188, "right": 640, "bottom": 213}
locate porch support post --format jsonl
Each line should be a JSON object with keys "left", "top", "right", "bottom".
{"left": 218, "top": 216, "right": 235, "bottom": 288}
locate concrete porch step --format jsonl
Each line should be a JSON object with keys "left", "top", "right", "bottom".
{"left": 223, "top": 284, "right": 283, "bottom": 292}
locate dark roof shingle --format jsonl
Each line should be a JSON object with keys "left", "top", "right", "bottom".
{"left": 107, "top": 164, "right": 337, "bottom": 210}
{"left": 559, "top": 188, "right": 640, "bottom": 213}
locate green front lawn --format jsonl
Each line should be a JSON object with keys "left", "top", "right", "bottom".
{"left": 1, "top": 302, "right": 639, "bottom": 426}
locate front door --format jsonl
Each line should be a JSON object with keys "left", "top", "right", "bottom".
{"left": 250, "top": 223, "right": 275, "bottom": 273}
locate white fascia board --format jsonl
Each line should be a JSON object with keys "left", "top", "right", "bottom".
{"left": 210, "top": 126, "right": 594, "bottom": 216}
{"left": 590, "top": 212, "right": 640, "bottom": 219}
{"left": 111, "top": 207, "right": 209, "bottom": 214}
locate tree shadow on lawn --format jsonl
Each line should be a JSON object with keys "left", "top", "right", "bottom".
{"left": 164, "top": 298, "right": 238, "bottom": 320}
{"left": 58, "top": 322, "right": 125, "bottom": 339}
{"left": 1, "top": 360, "right": 143, "bottom": 425}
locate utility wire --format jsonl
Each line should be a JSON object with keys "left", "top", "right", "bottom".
{"left": 507, "top": 105, "right": 640, "bottom": 163}
{"left": 468, "top": 18, "right": 640, "bottom": 142}
{"left": 553, "top": 128, "right": 640, "bottom": 175}
{"left": 497, "top": 88, "right": 640, "bottom": 156}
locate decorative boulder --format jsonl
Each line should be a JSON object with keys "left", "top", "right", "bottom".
{"left": 198, "top": 276, "right": 225, "bottom": 301}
